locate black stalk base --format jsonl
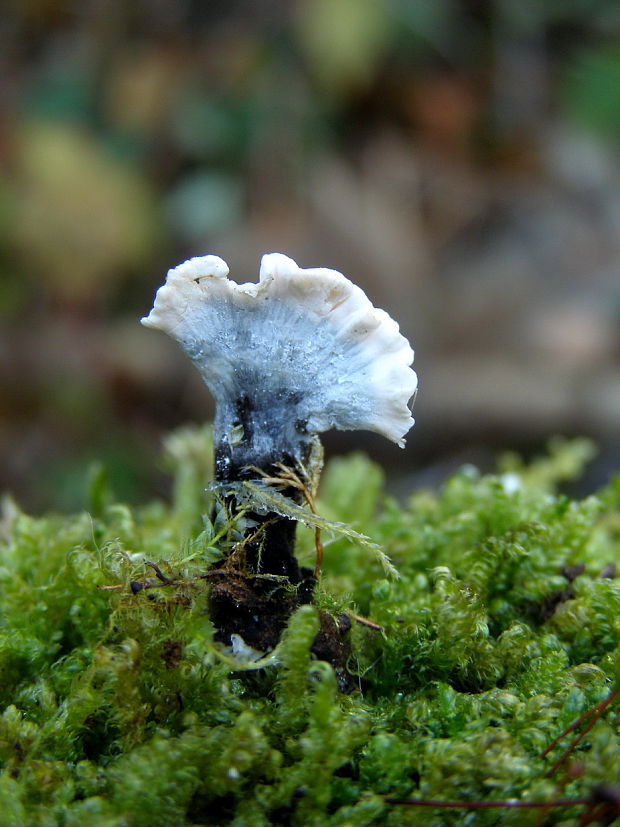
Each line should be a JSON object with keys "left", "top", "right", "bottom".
{"left": 207, "top": 403, "right": 354, "bottom": 691}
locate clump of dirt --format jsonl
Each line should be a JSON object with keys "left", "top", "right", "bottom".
{"left": 207, "top": 567, "right": 315, "bottom": 652}
{"left": 162, "top": 638, "right": 183, "bottom": 669}
{"left": 207, "top": 561, "right": 356, "bottom": 692}
{"left": 311, "top": 611, "right": 355, "bottom": 693}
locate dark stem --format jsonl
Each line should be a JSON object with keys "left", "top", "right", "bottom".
{"left": 213, "top": 393, "right": 313, "bottom": 582}
{"left": 208, "top": 394, "right": 353, "bottom": 684}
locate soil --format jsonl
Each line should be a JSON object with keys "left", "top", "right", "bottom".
{"left": 207, "top": 558, "right": 356, "bottom": 693}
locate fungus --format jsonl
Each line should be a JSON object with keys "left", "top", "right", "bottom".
{"left": 142, "top": 253, "right": 416, "bottom": 591}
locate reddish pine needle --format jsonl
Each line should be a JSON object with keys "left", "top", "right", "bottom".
{"left": 542, "top": 687, "right": 619, "bottom": 778}
{"left": 385, "top": 797, "right": 591, "bottom": 809}
{"left": 542, "top": 687, "right": 619, "bottom": 758}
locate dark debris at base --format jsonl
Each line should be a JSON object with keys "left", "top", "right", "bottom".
{"left": 206, "top": 565, "right": 357, "bottom": 693}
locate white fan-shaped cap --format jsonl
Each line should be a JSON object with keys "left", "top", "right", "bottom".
{"left": 142, "top": 253, "right": 417, "bottom": 447}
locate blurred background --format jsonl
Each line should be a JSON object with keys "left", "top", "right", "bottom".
{"left": 2, "top": 0, "right": 620, "bottom": 511}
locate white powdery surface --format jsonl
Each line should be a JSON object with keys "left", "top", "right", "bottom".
{"left": 142, "top": 253, "right": 417, "bottom": 447}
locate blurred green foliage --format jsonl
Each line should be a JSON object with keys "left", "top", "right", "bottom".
{"left": 562, "top": 46, "right": 620, "bottom": 136}
{"left": 10, "top": 122, "right": 157, "bottom": 300}
{"left": 3, "top": 0, "right": 620, "bottom": 510}
{"left": 1, "top": 430, "right": 619, "bottom": 824}
{"left": 3, "top": 0, "right": 620, "bottom": 307}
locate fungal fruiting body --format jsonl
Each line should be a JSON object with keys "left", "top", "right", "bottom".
{"left": 142, "top": 253, "right": 417, "bottom": 578}
{"left": 142, "top": 252, "right": 416, "bottom": 452}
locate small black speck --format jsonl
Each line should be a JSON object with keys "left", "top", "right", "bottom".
{"left": 561, "top": 563, "right": 585, "bottom": 582}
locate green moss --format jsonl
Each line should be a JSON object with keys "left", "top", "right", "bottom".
{"left": 1, "top": 431, "right": 619, "bottom": 825}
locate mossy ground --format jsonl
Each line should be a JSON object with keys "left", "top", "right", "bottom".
{"left": 1, "top": 429, "right": 619, "bottom": 825}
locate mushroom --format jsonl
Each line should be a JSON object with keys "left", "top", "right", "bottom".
{"left": 142, "top": 252, "right": 417, "bottom": 579}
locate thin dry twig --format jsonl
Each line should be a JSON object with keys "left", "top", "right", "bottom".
{"left": 349, "top": 612, "right": 385, "bottom": 632}
{"left": 145, "top": 561, "right": 174, "bottom": 584}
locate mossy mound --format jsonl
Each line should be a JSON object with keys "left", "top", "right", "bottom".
{"left": 1, "top": 430, "right": 619, "bottom": 825}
